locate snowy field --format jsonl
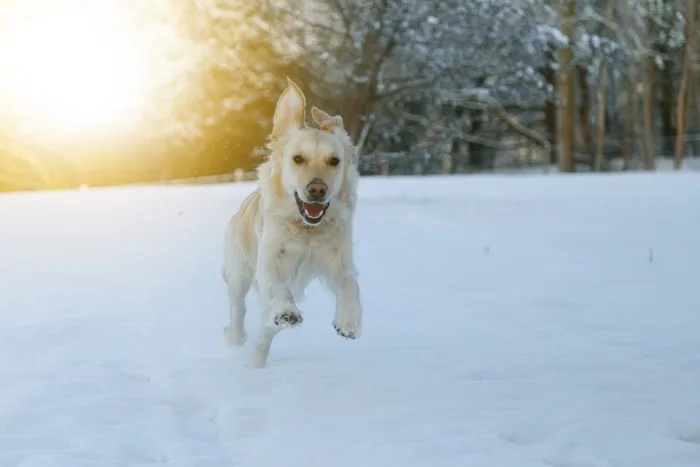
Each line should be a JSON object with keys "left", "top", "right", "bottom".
{"left": 1, "top": 172, "right": 699, "bottom": 467}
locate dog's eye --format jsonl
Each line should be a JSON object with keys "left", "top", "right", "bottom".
{"left": 327, "top": 156, "right": 340, "bottom": 167}
{"left": 292, "top": 155, "right": 305, "bottom": 165}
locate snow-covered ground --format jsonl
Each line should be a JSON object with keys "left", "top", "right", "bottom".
{"left": 1, "top": 172, "right": 699, "bottom": 467}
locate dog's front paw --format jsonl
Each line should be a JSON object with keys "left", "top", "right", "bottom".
{"left": 333, "top": 322, "right": 357, "bottom": 339}
{"left": 274, "top": 308, "right": 304, "bottom": 327}
{"left": 333, "top": 312, "right": 360, "bottom": 340}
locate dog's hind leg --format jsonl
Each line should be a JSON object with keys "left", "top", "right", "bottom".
{"left": 223, "top": 224, "right": 254, "bottom": 346}
{"left": 224, "top": 264, "right": 252, "bottom": 346}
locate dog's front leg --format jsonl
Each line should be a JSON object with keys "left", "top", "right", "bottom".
{"left": 251, "top": 238, "right": 302, "bottom": 368}
{"left": 324, "top": 245, "right": 362, "bottom": 340}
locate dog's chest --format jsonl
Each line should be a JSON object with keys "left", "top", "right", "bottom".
{"left": 278, "top": 229, "right": 337, "bottom": 281}
{"left": 279, "top": 238, "right": 326, "bottom": 269}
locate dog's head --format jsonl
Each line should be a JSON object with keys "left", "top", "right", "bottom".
{"left": 267, "top": 78, "right": 353, "bottom": 226}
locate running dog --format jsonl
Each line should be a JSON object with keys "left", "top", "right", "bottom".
{"left": 222, "top": 78, "right": 362, "bottom": 368}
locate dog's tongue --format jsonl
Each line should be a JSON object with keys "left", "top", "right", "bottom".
{"left": 303, "top": 203, "right": 325, "bottom": 219}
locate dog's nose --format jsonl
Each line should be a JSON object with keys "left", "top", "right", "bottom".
{"left": 306, "top": 179, "right": 328, "bottom": 201}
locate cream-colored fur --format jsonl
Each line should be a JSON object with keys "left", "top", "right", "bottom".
{"left": 222, "top": 78, "right": 362, "bottom": 368}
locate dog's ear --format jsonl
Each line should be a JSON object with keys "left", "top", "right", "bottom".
{"left": 311, "top": 106, "right": 344, "bottom": 132}
{"left": 272, "top": 77, "right": 306, "bottom": 139}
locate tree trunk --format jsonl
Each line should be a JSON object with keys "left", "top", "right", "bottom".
{"left": 557, "top": 63, "right": 576, "bottom": 173}
{"left": 674, "top": 0, "right": 698, "bottom": 170}
{"left": 594, "top": 0, "right": 614, "bottom": 172}
{"left": 594, "top": 59, "right": 608, "bottom": 172}
{"left": 642, "top": 54, "right": 657, "bottom": 170}
{"left": 540, "top": 45, "right": 558, "bottom": 165}
{"left": 621, "top": 75, "right": 635, "bottom": 171}
{"left": 658, "top": 42, "right": 676, "bottom": 156}
{"left": 619, "top": 0, "right": 640, "bottom": 171}
{"left": 467, "top": 108, "right": 487, "bottom": 170}
{"left": 577, "top": 65, "right": 596, "bottom": 168}
{"left": 557, "top": 0, "right": 576, "bottom": 173}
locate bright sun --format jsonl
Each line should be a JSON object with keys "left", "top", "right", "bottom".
{"left": 0, "top": 1, "right": 153, "bottom": 137}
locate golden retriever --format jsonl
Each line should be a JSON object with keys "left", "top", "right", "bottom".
{"left": 222, "top": 78, "right": 363, "bottom": 368}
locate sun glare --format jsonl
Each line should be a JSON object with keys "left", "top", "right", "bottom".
{"left": 0, "top": 2, "right": 153, "bottom": 137}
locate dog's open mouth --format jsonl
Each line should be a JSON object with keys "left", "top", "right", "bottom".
{"left": 294, "top": 191, "right": 329, "bottom": 225}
